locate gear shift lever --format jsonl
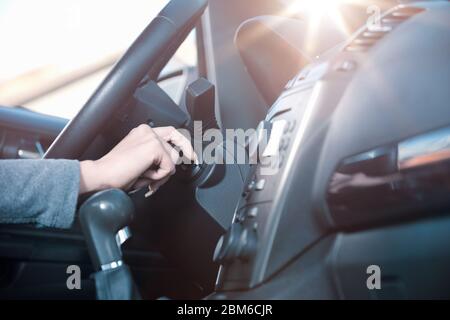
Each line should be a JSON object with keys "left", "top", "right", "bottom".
{"left": 79, "top": 189, "right": 141, "bottom": 300}
{"left": 79, "top": 189, "right": 134, "bottom": 271}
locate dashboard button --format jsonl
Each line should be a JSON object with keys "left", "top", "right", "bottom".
{"left": 213, "top": 223, "right": 243, "bottom": 264}
{"left": 213, "top": 223, "right": 258, "bottom": 264}
{"left": 288, "top": 120, "right": 297, "bottom": 132}
{"left": 278, "top": 153, "right": 286, "bottom": 168}
{"left": 239, "top": 228, "right": 258, "bottom": 262}
{"left": 255, "top": 179, "right": 266, "bottom": 191}
{"left": 283, "top": 120, "right": 296, "bottom": 134}
{"left": 279, "top": 137, "right": 291, "bottom": 151}
{"left": 242, "top": 180, "right": 256, "bottom": 199}
{"left": 246, "top": 207, "right": 259, "bottom": 218}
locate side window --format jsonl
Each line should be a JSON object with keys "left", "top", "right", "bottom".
{"left": 0, "top": 0, "right": 197, "bottom": 119}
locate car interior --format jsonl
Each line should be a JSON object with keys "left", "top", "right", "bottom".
{"left": 0, "top": 0, "right": 450, "bottom": 299}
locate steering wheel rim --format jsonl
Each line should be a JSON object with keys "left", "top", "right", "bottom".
{"left": 44, "top": 0, "right": 208, "bottom": 160}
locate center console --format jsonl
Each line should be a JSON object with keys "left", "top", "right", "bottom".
{"left": 214, "top": 56, "right": 352, "bottom": 291}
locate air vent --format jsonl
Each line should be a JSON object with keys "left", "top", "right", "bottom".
{"left": 345, "top": 6, "right": 425, "bottom": 52}
{"left": 326, "top": 125, "right": 450, "bottom": 229}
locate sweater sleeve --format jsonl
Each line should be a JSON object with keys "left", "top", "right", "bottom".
{"left": 0, "top": 159, "right": 80, "bottom": 229}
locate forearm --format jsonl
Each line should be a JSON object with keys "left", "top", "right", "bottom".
{"left": 79, "top": 160, "right": 109, "bottom": 194}
{"left": 0, "top": 159, "right": 81, "bottom": 229}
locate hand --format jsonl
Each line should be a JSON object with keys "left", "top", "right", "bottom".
{"left": 79, "top": 125, "right": 196, "bottom": 195}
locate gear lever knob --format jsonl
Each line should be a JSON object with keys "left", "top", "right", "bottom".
{"left": 79, "top": 189, "right": 134, "bottom": 271}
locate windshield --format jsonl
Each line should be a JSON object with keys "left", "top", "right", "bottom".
{"left": 0, "top": 0, "right": 196, "bottom": 118}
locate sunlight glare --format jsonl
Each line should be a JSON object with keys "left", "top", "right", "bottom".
{"left": 282, "top": 0, "right": 355, "bottom": 56}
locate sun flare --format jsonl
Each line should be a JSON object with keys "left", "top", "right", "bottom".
{"left": 280, "top": 0, "right": 364, "bottom": 56}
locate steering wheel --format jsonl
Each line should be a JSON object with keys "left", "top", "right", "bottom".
{"left": 44, "top": 0, "right": 208, "bottom": 160}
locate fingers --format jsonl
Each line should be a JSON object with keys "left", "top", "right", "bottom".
{"left": 142, "top": 141, "right": 176, "bottom": 181}
{"left": 131, "top": 175, "right": 170, "bottom": 198}
{"left": 132, "top": 178, "right": 153, "bottom": 190}
{"left": 130, "top": 125, "right": 176, "bottom": 180}
{"left": 153, "top": 126, "right": 198, "bottom": 164}
{"left": 159, "top": 139, "right": 184, "bottom": 165}
{"left": 115, "top": 124, "right": 157, "bottom": 151}
{"left": 143, "top": 151, "right": 176, "bottom": 181}
{"left": 127, "top": 125, "right": 197, "bottom": 164}
{"left": 133, "top": 177, "right": 170, "bottom": 192}
{"left": 147, "top": 176, "right": 171, "bottom": 196}
{"left": 107, "top": 124, "right": 196, "bottom": 196}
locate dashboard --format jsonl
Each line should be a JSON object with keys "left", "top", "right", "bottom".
{"left": 208, "top": 2, "right": 450, "bottom": 299}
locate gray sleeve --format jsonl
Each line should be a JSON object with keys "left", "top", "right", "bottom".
{"left": 0, "top": 159, "right": 80, "bottom": 229}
